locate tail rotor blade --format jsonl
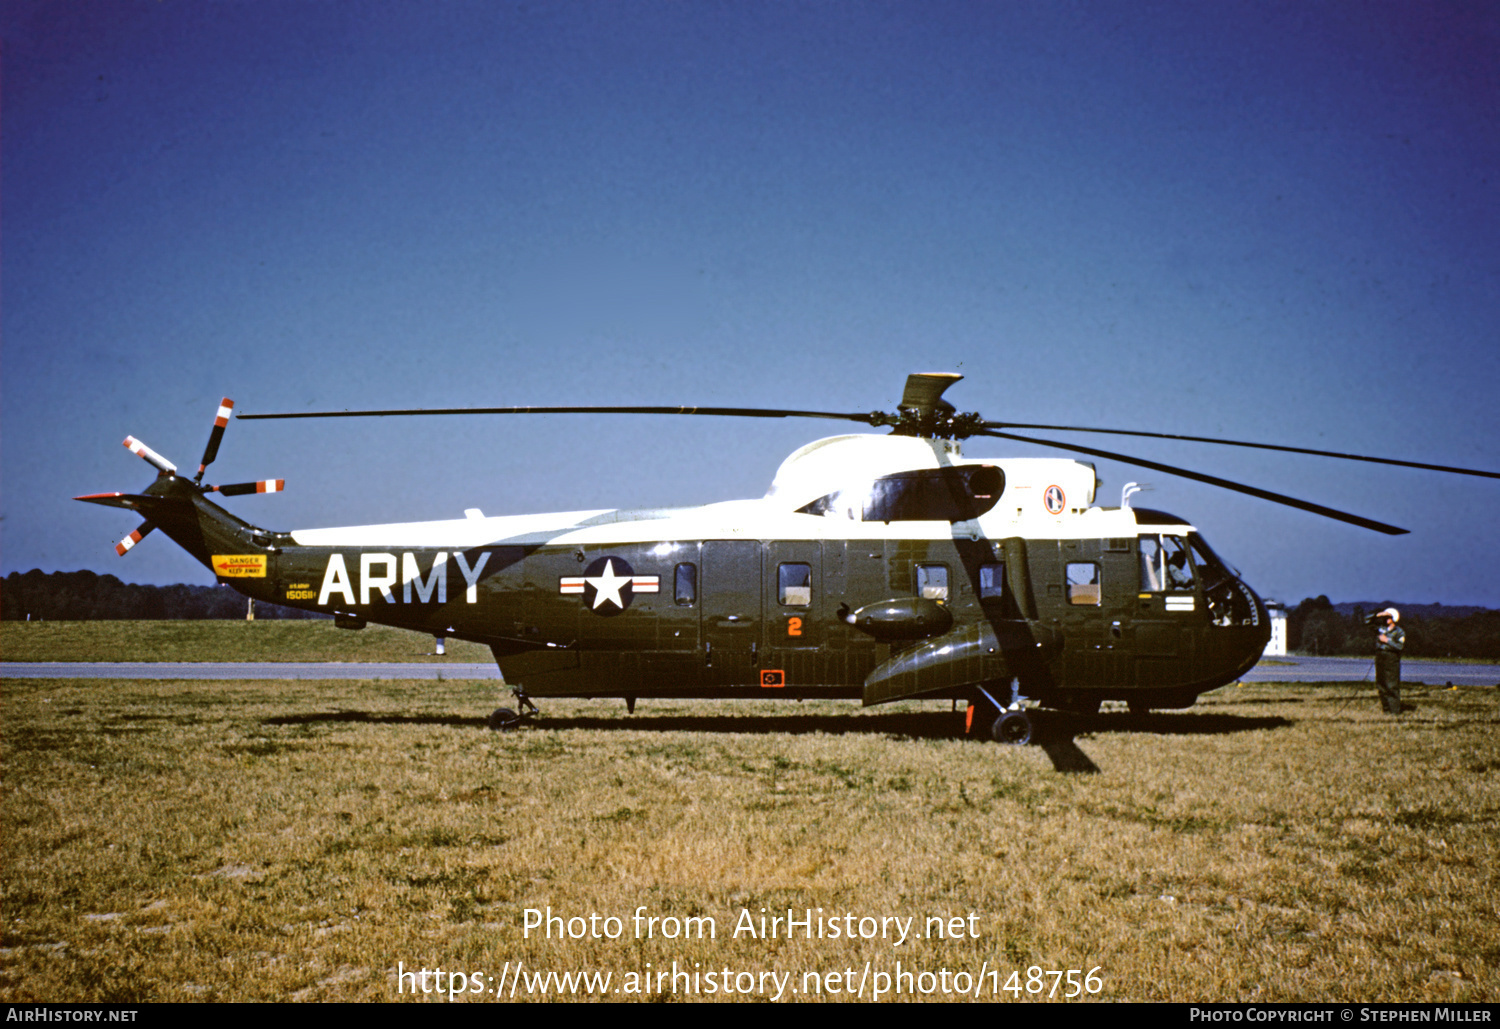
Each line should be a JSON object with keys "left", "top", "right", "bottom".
{"left": 196, "top": 398, "right": 234, "bottom": 482}
{"left": 211, "top": 479, "right": 284, "bottom": 496}
{"left": 115, "top": 521, "right": 156, "bottom": 556}
{"left": 123, "top": 436, "right": 177, "bottom": 475}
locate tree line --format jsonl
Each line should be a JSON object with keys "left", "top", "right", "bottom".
{"left": 1, "top": 570, "right": 326, "bottom": 621}
{"left": 1287, "top": 596, "right": 1500, "bottom": 660}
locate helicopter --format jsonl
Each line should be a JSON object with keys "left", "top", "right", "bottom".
{"left": 77, "top": 373, "right": 1500, "bottom": 744}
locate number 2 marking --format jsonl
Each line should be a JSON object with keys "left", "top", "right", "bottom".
{"left": 787, "top": 616, "right": 803, "bottom": 637}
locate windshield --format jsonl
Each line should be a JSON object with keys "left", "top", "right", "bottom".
{"left": 1187, "top": 532, "right": 1259, "bottom": 627}
{"left": 1187, "top": 533, "right": 1238, "bottom": 591}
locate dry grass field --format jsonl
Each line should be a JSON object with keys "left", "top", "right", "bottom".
{"left": 3, "top": 659, "right": 1497, "bottom": 1004}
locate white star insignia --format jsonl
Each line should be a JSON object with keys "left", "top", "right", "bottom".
{"left": 586, "top": 559, "right": 631, "bottom": 610}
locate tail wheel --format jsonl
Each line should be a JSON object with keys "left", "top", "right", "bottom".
{"left": 992, "top": 710, "right": 1033, "bottom": 746}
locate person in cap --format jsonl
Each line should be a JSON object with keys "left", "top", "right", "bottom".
{"left": 1374, "top": 608, "right": 1405, "bottom": 715}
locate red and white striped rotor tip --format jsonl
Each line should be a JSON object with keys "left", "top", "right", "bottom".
{"left": 196, "top": 398, "right": 236, "bottom": 479}
{"left": 211, "top": 479, "right": 285, "bottom": 496}
{"left": 123, "top": 436, "right": 177, "bottom": 474}
{"left": 115, "top": 523, "right": 155, "bottom": 556}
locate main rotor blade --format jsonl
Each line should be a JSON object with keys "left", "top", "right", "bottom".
{"left": 978, "top": 429, "right": 1409, "bottom": 535}
{"left": 985, "top": 421, "right": 1500, "bottom": 480}
{"left": 237, "top": 404, "right": 880, "bottom": 424}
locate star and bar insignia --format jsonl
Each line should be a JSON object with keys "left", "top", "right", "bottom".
{"left": 560, "top": 556, "right": 659, "bottom": 616}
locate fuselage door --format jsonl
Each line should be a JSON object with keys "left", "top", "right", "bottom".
{"left": 1134, "top": 533, "right": 1201, "bottom": 681}
{"left": 761, "top": 541, "right": 823, "bottom": 688}
{"left": 1054, "top": 538, "right": 1134, "bottom": 686}
{"left": 701, "top": 540, "right": 762, "bottom": 686}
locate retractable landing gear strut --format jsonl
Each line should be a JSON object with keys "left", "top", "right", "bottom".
{"left": 488, "top": 687, "right": 539, "bottom": 732}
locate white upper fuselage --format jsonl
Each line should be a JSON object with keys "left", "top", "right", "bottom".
{"left": 286, "top": 434, "right": 1187, "bottom": 550}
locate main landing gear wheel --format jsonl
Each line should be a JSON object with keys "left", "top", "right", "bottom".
{"left": 488, "top": 707, "right": 521, "bottom": 731}
{"left": 992, "top": 710, "right": 1033, "bottom": 746}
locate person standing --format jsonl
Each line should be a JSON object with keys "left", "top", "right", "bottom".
{"left": 1374, "top": 608, "right": 1405, "bottom": 715}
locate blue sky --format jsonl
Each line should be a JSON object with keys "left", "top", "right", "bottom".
{"left": 4, "top": 1, "right": 1498, "bottom": 607}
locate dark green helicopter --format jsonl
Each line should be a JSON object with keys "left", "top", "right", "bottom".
{"left": 79, "top": 374, "right": 1498, "bottom": 744}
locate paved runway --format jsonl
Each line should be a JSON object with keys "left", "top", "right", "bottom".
{"left": 1, "top": 661, "right": 502, "bottom": 680}
{"left": 1239, "top": 655, "right": 1498, "bottom": 686}
{"left": 4, "top": 655, "right": 1496, "bottom": 685}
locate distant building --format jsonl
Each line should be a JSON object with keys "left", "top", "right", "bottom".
{"left": 1263, "top": 600, "right": 1287, "bottom": 656}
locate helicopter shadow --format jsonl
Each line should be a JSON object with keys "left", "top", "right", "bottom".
{"left": 265, "top": 708, "right": 965, "bottom": 738}
{"left": 264, "top": 707, "right": 1292, "bottom": 774}
{"left": 265, "top": 710, "right": 480, "bottom": 728}
{"left": 1028, "top": 710, "right": 1293, "bottom": 773}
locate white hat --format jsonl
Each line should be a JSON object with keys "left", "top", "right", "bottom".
{"left": 1377, "top": 607, "right": 1400, "bottom": 622}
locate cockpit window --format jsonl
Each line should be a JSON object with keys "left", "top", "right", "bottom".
{"left": 1139, "top": 532, "right": 1259, "bottom": 626}
{"left": 798, "top": 465, "right": 1004, "bottom": 523}
{"left": 1139, "top": 535, "right": 1196, "bottom": 592}
{"left": 1139, "top": 537, "right": 1163, "bottom": 591}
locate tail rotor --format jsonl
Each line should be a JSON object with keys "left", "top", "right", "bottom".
{"left": 81, "top": 396, "right": 285, "bottom": 557}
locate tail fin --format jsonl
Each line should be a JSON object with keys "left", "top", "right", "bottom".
{"left": 77, "top": 476, "right": 284, "bottom": 574}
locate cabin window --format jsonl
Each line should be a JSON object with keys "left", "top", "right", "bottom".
{"left": 1067, "top": 562, "right": 1101, "bottom": 606}
{"left": 674, "top": 563, "right": 697, "bottom": 606}
{"left": 778, "top": 563, "right": 812, "bottom": 607}
{"left": 979, "top": 562, "right": 1005, "bottom": 599}
{"left": 1139, "top": 535, "right": 1196, "bottom": 593}
{"left": 916, "top": 564, "right": 950, "bottom": 601}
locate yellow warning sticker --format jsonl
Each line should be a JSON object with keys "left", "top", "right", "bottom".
{"left": 213, "top": 554, "right": 267, "bottom": 578}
